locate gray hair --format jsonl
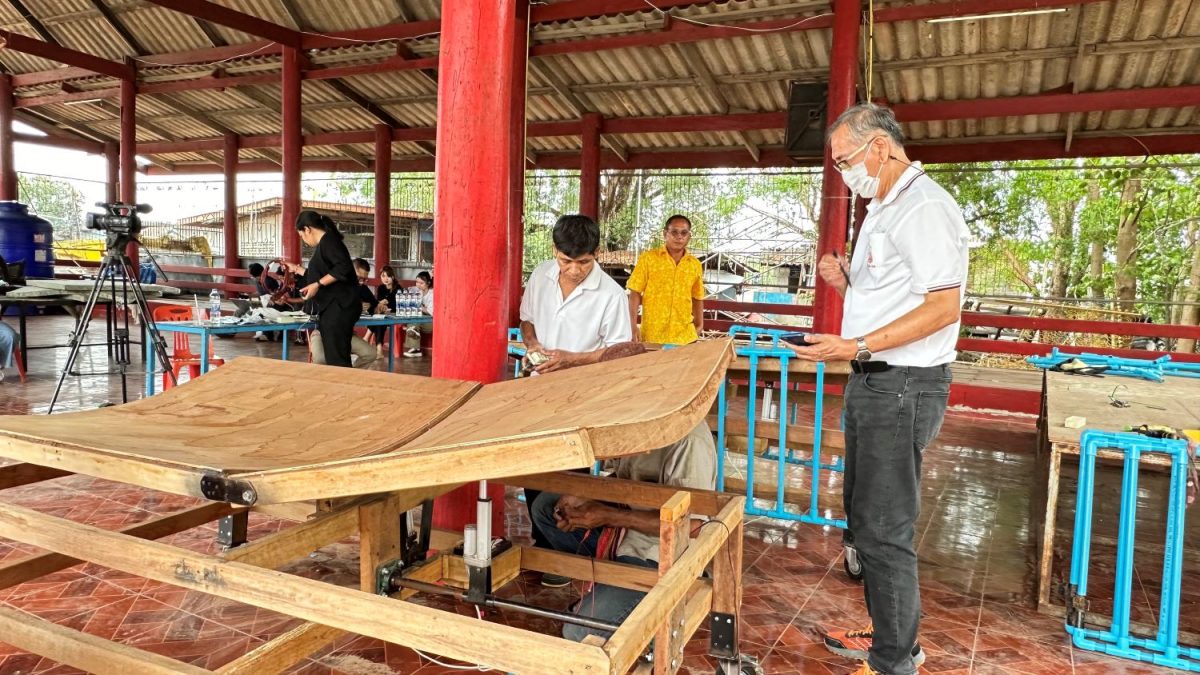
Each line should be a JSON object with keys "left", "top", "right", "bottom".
{"left": 826, "top": 102, "right": 905, "bottom": 145}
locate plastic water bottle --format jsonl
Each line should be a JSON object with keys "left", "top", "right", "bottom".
{"left": 395, "top": 288, "right": 404, "bottom": 317}
{"left": 208, "top": 289, "right": 222, "bottom": 323}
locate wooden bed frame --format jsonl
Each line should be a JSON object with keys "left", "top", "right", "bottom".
{"left": 0, "top": 339, "right": 751, "bottom": 674}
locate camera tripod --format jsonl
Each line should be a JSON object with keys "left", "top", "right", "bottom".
{"left": 48, "top": 234, "right": 176, "bottom": 413}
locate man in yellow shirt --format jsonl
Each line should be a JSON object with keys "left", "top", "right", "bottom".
{"left": 627, "top": 214, "right": 705, "bottom": 344}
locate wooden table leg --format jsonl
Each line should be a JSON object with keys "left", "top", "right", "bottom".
{"left": 1037, "top": 445, "right": 1062, "bottom": 611}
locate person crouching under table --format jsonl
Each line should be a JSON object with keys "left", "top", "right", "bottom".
{"left": 529, "top": 343, "right": 716, "bottom": 642}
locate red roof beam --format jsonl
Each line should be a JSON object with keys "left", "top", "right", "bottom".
{"left": 302, "top": 56, "right": 439, "bottom": 81}
{"left": 529, "top": 0, "right": 716, "bottom": 23}
{"left": 890, "top": 85, "right": 1200, "bottom": 122}
{"left": 0, "top": 30, "right": 133, "bottom": 80}
{"left": 140, "top": 0, "right": 301, "bottom": 48}
{"left": 531, "top": 15, "right": 833, "bottom": 57}
{"left": 137, "top": 127, "right": 437, "bottom": 155}
{"left": 909, "top": 134, "right": 1200, "bottom": 164}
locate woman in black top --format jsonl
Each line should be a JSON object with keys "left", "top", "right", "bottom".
{"left": 283, "top": 211, "right": 358, "bottom": 367}
{"left": 369, "top": 265, "right": 402, "bottom": 354}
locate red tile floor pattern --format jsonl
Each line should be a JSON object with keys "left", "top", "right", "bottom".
{"left": 0, "top": 314, "right": 1195, "bottom": 674}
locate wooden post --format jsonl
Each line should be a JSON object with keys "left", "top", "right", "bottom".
{"left": 104, "top": 141, "right": 118, "bottom": 204}
{"left": 579, "top": 112, "right": 601, "bottom": 219}
{"left": 0, "top": 74, "right": 17, "bottom": 201}
{"left": 654, "top": 491, "right": 690, "bottom": 675}
{"left": 223, "top": 133, "right": 239, "bottom": 277}
{"left": 281, "top": 46, "right": 302, "bottom": 261}
{"left": 430, "top": 0, "right": 517, "bottom": 531}
{"left": 508, "top": 0, "right": 530, "bottom": 327}
{"left": 812, "top": 0, "right": 860, "bottom": 334}
{"left": 119, "top": 66, "right": 139, "bottom": 266}
{"left": 373, "top": 124, "right": 392, "bottom": 275}
{"left": 358, "top": 494, "right": 403, "bottom": 593}
{"left": 709, "top": 511, "right": 743, "bottom": 661}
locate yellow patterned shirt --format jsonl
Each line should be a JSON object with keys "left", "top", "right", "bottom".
{"left": 627, "top": 247, "right": 705, "bottom": 345}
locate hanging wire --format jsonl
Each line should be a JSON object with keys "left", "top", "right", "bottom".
{"left": 638, "top": 0, "right": 833, "bottom": 32}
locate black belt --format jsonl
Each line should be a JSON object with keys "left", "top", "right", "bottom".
{"left": 850, "top": 360, "right": 890, "bottom": 374}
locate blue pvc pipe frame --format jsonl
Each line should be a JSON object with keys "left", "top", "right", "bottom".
{"left": 1067, "top": 429, "right": 1198, "bottom": 671}
{"left": 715, "top": 325, "right": 846, "bottom": 529}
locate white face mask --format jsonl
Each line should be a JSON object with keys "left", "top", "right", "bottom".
{"left": 839, "top": 158, "right": 880, "bottom": 199}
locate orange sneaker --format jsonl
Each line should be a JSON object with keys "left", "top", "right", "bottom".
{"left": 851, "top": 664, "right": 881, "bottom": 675}
{"left": 823, "top": 624, "right": 925, "bottom": 666}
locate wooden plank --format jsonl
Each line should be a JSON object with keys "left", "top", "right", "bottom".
{"left": 708, "top": 414, "right": 847, "bottom": 450}
{"left": 358, "top": 494, "right": 403, "bottom": 593}
{"left": 0, "top": 357, "right": 479, "bottom": 474}
{"left": 514, "top": 471, "right": 728, "bottom": 517}
{"left": 520, "top": 547, "right": 661, "bottom": 592}
{"left": 442, "top": 546, "right": 522, "bottom": 590}
{"left": 0, "top": 604, "right": 209, "bottom": 675}
{"left": 711, "top": 518, "right": 743, "bottom": 655}
{"left": 604, "top": 498, "right": 743, "bottom": 673}
{"left": 1037, "top": 445, "right": 1061, "bottom": 609}
{"left": 0, "top": 462, "right": 71, "bottom": 490}
{"left": 223, "top": 499, "right": 365, "bottom": 569}
{"left": 0, "top": 502, "right": 235, "bottom": 590}
{"left": 0, "top": 501, "right": 611, "bottom": 674}
{"left": 654, "top": 492, "right": 690, "bottom": 675}
{"left": 215, "top": 621, "right": 344, "bottom": 675}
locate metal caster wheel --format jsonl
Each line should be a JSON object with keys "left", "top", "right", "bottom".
{"left": 715, "top": 654, "right": 762, "bottom": 675}
{"left": 843, "top": 545, "right": 864, "bottom": 582}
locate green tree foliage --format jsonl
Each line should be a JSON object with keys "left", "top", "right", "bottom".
{"left": 18, "top": 174, "right": 85, "bottom": 238}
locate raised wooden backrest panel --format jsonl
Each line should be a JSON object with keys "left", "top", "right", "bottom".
{"left": 406, "top": 339, "right": 734, "bottom": 458}
{"left": 0, "top": 357, "right": 479, "bottom": 472}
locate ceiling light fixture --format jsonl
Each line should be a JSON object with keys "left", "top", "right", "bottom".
{"left": 927, "top": 7, "right": 1067, "bottom": 24}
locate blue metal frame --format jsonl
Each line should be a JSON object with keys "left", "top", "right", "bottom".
{"left": 1067, "top": 429, "right": 1198, "bottom": 671}
{"left": 1028, "top": 348, "right": 1200, "bottom": 381}
{"left": 716, "top": 325, "right": 845, "bottom": 529}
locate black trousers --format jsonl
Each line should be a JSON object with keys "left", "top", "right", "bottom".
{"left": 316, "top": 302, "right": 357, "bottom": 367}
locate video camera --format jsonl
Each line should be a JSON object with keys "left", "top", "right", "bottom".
{"left": 86, "top": 202, "right": 151, "bottom": 236}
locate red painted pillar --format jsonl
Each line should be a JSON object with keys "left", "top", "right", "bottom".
{"left": 373, "top": 124, "right": 391, "bottom": 274}
{"left": 223, "top": 133, "right": 239, "bottom": 277}
{"left": 431, "top": 0, "right": 516, "bottom": 531}
{"left": 281, "top": 47, "right": 302, "bottom": 261}
{"left": 104, "top": 142, "right": 118, "bottom": 204}
{"left": 120, "top": 71, "right": 138, "bottom": 266}
{"left": 812, "top": 0, "right": 860, "bottom": 334}
{"left": 579, "top": 112, "right": 601, "bottom": 219}
{"left": 508, "top": 0, "right": 530, "bottom": 327}
{"left": 0, "top": 75, "right": 17, "bottom": 201}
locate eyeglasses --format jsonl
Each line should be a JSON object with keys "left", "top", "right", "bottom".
{"left": 665, "top": 229, "right": 692, "bottom": 238}
{"left": 833, "top": 136, "right": 881, "bottom": 172}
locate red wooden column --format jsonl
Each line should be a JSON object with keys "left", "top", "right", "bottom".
{"left": 104, "top": 142, "right": 118, "bottom": 204}
{"left": 431, "top": 0, "right": 517, "bottom": 531}
{"left": 120, "top": 70, "right": 138, "bottom": 266}
{"left": 0, "top": 75, "right": 17, "bottom": 201}
{"left": 812, "top": 0, "right": 860, "bottom": 334}
{"left": 223, "top": 133, "right": 239, "bottom": 276}
{"left": 373, "top": 124, "right": 391, "bottom": 274}
{"left": 579, "top": 112, "right": 601, "bottom": 219}
{"left": 281, "top": 47, "right": 302, "bottom": 261}
{"left": 508, "top": 0, "right": 530, "bottom": 327}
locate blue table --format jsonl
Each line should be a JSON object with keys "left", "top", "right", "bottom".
{"left": 145, "top": 314, "right": 432, "bottom": 394}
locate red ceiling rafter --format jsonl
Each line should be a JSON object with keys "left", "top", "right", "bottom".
{"left": 531, "top": 15, "right": 833, "bottom": 58}
{"left": 140, "top": 0, "right": 302, "bottom": 48}
{"left": 302, "top": 57, "right": 439, "bottom": 81}
{"left": 890, "top": 85, "right": 1200, "bottom": 122}
{"left": 0, "top": 30, "right": 132, "bottom": 79}
{"left": 529, "top": 0, "right": 714, "bottom": 23}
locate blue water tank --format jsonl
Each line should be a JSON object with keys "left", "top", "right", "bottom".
{"left": 0, "top": 201, "right": 54, "bottom": 279}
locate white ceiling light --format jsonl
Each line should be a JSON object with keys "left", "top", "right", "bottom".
{"left": 927, "top": 8, "right": 1068, "bottom": 24}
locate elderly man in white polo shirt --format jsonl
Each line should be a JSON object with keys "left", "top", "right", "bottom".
{"left": 788, "top": 103, "right": 969, "bottom": 675}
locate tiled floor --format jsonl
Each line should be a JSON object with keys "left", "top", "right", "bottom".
{"left": 0, "top": 314, "right": 1195, "bottom": 674}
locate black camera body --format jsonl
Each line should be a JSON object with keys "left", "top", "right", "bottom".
{"left": 87, "top": 202, "right": 152, "bottom": 254}
{"left": 87, "top": 202, "right": 151, "bottom": 236}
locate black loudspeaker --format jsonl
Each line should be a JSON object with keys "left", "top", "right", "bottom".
{"left": 784, "top": 82, "right": 828, "bottom": 157}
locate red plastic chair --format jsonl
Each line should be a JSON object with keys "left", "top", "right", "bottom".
{"left": 153, "top": 305, "right": 224, "bottom": 389}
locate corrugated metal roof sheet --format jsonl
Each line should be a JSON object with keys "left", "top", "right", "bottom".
{"left": 3, "top": 0, "right": 1200, "bottom": 169}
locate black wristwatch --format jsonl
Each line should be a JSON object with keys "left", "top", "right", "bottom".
{"left": 854, "top": 336, "right": 872, "bottom": 362}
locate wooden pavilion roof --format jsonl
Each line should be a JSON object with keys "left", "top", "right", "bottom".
{"left": 2, "top": 0, "right": 1198, "bottom": 173}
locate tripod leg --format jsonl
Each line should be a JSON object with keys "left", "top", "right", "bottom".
{"left": 48, "top": 258, "right": 113, "bottom": 413}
